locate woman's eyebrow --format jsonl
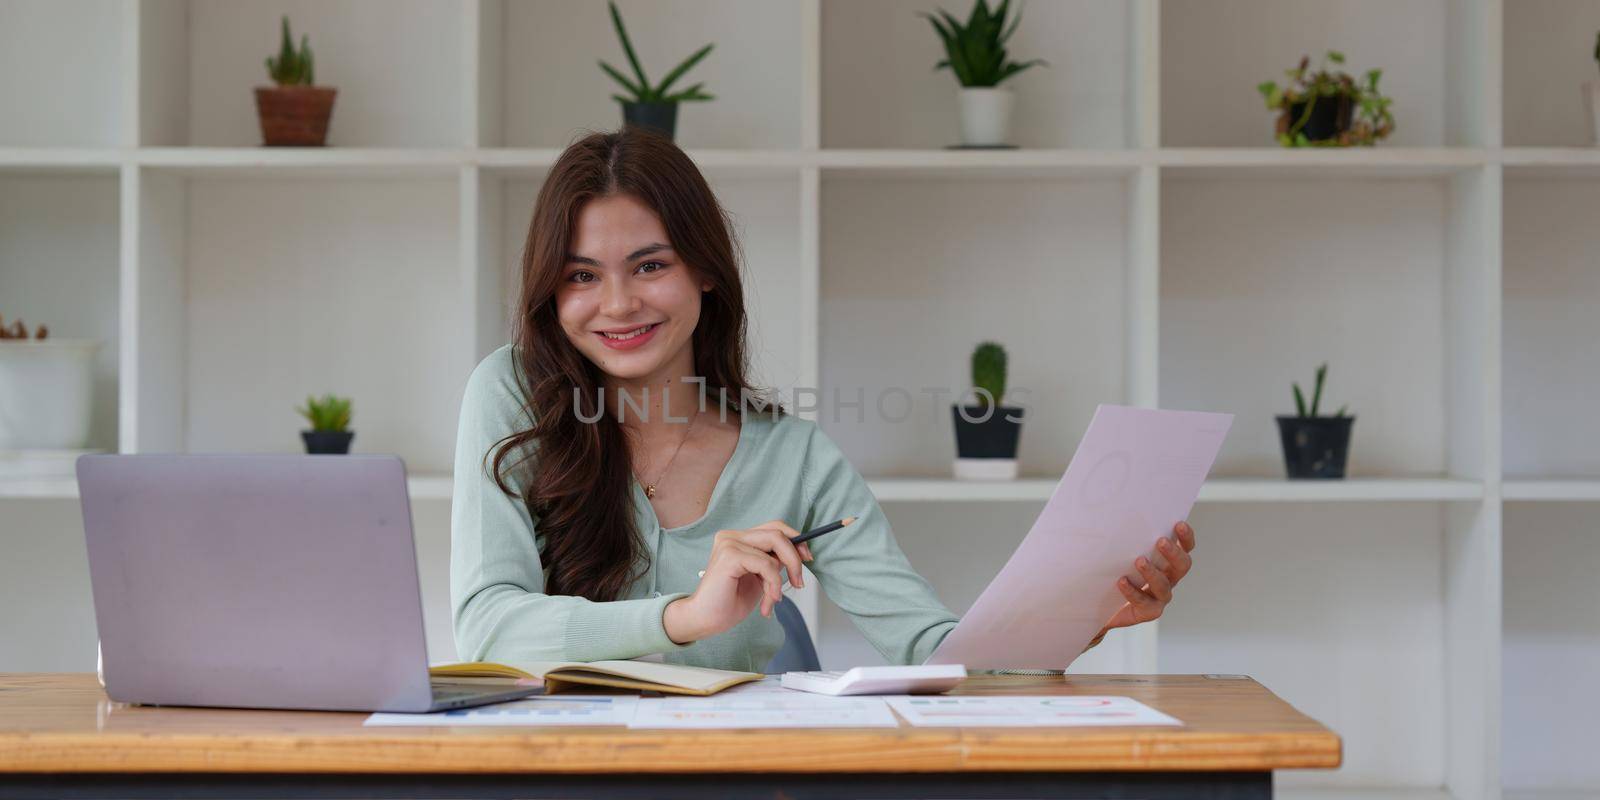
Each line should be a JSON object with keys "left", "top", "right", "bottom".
{"left": 565, "top": 242, "right": 672, "bottom": 266}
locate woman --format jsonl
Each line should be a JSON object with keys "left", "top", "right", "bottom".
{"left": 450, "top": 127, "right": 1196, "bottom": 672}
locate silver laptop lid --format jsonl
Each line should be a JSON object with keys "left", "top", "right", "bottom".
{"left": 77, "top": 454, "right": 434, "bottom": 712}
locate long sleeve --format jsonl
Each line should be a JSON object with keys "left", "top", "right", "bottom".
{"left": 798, "top": 423, "right": 960, "bottom": 666}
{"left": 449, "top": 346, "right": 690, "bottom": 663}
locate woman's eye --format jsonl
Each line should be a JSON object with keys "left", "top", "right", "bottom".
{"left": 568, "top": 270, "right": 595, "bottom": 283}
{"left": 637, "top": 261, "right": 667, "bottom": 274}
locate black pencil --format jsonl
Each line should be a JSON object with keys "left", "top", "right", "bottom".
{"left": 791, "top": 515, "right": 858, "bottom": 546}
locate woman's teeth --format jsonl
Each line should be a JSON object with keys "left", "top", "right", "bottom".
{"left": 601, "top": 323, "right": 658, "bottom": 341}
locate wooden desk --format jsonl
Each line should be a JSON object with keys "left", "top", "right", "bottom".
{"left": 0, "top": 673, "right": 1338, "bottom": 799}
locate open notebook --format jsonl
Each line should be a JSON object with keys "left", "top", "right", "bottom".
{"left": 429, "top": 660, "right": 763, "bottom": 696}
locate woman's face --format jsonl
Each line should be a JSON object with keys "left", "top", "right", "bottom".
{"left": 555, "top": 193, "right": 711, "bottom": 383}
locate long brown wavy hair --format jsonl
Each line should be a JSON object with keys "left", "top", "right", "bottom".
{"left": 487, "top": 127, "right": 783, "bottom": 603}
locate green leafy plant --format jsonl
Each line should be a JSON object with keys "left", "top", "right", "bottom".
{"left": 297, "top": 394, "right": 352, "bottom": 432}
{"left": 1291, "top": 363, "right": 1350, "bottom": 419}
{"left": 920, "top": 0, "right": 1048, "bottom": 88}
{"left": 598, "top": 1, "right": 713, "bottom": 104}
{"left": 1257, "top": 51, "right": 1394, "bottom": 147}
{"left": 971, "top": 341, "right": 1008, "bottom": 408}
{"left": 265, "top": 15, "right": 315, "bottom": 86}
{"left": 0, "top": 313, "right": 46, "bottom": 340}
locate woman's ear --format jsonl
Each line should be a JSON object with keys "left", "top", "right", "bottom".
{"left": 701, "top": 279, "right": 712, "bottom": 293}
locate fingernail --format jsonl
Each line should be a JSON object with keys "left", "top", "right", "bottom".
{"left": 1137, "top": 557, "right": 1148, "bottom": 568}
{"left": 1158, "top": 539, "right": 1172, "bottom": 551}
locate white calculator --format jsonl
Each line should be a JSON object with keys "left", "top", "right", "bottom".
{"left": 780, "top": 664, "right": 967, "bottom": 696}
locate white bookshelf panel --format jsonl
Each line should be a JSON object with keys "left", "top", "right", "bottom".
{"left": 1159, "top": 503, "right": 1450, "bottom": 790}
{"left": 821, "top": 0, "right": 1132, "bottom": 149}
{"left": 1502, "top": 502, "right": 1600, "bottom": 795}
{"left": 0, "top": 499, "right": 98, "bottom": 672}
{"left": 491, "top": 0, "right": 802, "bottom": 149}
{"left": 141, "top": 0, "right": 464, "bottom": 147}
{"left": 819, "top": 175, "right": 1129, "bottom": 480}
{"left": 0, "top": 174, "right": 122, "bottom": 453}
{"left": 1504, "top": 177, "right": 1600, "bottom": 479}
{"left": 173, "top": 175, "right": 465, "bottom": 472}
{"left": 0, "top": 0, "right": 124, "bottom": 147}
{"left": 1503, "top": 0, "right": 1600, "bottom": 147}
{"left": 1160, "top": 0, "right": 1471, "bottom": 147}
{"left": 492, "top": 170, "right": 804, "bottom": 400}
{"left": 1161, "top": 177, "right": 1460, "bottom": 480}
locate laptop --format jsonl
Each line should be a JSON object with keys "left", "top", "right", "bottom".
{"left": 77, "top": 453, "right": 541, "bottom": 713}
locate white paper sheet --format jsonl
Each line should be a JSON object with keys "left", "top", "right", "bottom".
{"left": 926, "top": 405, "right": 1233, "bottom": 669}
{"left": 885, "top": 695, "right": 1182, "bottom": 727}
{"left": 628, "top": 694, "right": 899, "bottom": 728}
{"left": 364, "top": 695, "right": 639, "bottom": 727}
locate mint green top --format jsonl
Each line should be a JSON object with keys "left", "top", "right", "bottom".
{"left": 450, "top": 345, "right": 960, "bottom": 673}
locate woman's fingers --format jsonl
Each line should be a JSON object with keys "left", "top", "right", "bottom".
{"left": 727, "top": 542, "right": 784, "bottom": 617}
{"left": 1174, "top": 520, "right": 1197, "bottom": 552}
{"left": 1116, "top": 576, "right": 1159, "bottom": 617}
{"left": 1155, "top": 535, "right": 1192, "bottom": 584}
{"left": 1136, "top": 556, "right": 1173, "bottom": 603}
{"left": 733, "top": 523, "right": 807, "bottom": 590}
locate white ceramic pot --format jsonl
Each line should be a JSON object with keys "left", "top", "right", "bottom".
{"left": 0, "top": 340, "right": 100, "bottom": 449}
{"left": 958, "top": 87, "right": 1015, "bottom": 146}
{"left": 1586, "top": 81, "right": 1600, "bottom": 146}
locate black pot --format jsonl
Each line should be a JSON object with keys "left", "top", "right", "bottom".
{"left": 622, "top": 102, "right": 678, "bottom": 140}
{"left": 1286, "top": 94, "right": 1354, "bottom": 143}
{"left": 301, "top": 430, "right": 354, "bottom": 455}
{"left": 951, "top": 405, "right": 1024, "bottom": 459}
{"left": 1275, "top": 416, "right": 1353, "bottom": 479}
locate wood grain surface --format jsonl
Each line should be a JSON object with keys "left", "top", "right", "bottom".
{"left": 0, "top": 673, "right": 1340, "bottom": 774}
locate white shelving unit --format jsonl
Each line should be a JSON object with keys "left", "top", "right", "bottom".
{"left": 2, "top": 1, "right": 1598, "bottom": 797}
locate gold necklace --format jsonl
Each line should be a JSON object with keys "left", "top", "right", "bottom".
{"left": 638, "top": 408, "right": 699, "bottom": 499}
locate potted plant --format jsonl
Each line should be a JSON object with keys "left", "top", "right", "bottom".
{"left": 921, "top": 0, "right": 1047, "bottom": 148}
{"left": 1276, "top": 363, "right": 1354, "bottom": 479}
{"left": 0, "top": 313, "right": 100, "bottom": 452}
{"left": 255, "top": 16, "right": 337, "bottom": 147}
{"left": 951, "top": 341, "right": 1024, "bottom": 480}
{"left": 298, "top": 394, "right": 354, "bottom": 455}
{"left": 1586, "top": 31, "right": 1600, "bottom": 146}
{"left": 1258, "top": 51, "right": 1394, "bottom": 147}
{"left": 599, "top": 1, "right": 713, "bottom": 141}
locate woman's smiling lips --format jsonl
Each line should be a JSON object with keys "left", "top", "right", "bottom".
{"left": 594, "top": 322, "right": 662, "bottom": 351}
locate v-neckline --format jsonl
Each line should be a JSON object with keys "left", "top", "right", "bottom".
{"left": 634, "top": 410, "right": 753, "bottom": 534}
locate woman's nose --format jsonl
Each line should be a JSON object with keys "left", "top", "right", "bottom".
{"left": 600, "top": 275, "right": 641, "bottom": 317}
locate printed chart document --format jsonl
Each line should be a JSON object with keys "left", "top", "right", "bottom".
{"left": 364, "top": 695, "right": 639, "bottom": 727}
{"left": 628, "top": 694, "right": 899, "bottom": 729}
{"left": 886, "top": 695, "right": 1182, "bottom": 727}
{"left": 926, "top": 404, "right": 1233, "bottom": 670}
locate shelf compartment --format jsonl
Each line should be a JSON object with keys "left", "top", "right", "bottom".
{"left": 0, "top": 0, "right": 125, "bottom": 147}
{"left": 1503, "top": 0, "right": 1600, "bottom": 147}
{"left": 1159, "top": 148, "right": 1488, "bottom": 179}
{"left": 819, "top": 174, "right": 1134, "bottom": 479}
{"left": 1159, "top": 503, "right": 1453, "bottom": 790}
{"left": 1160, "top": 0, "right": 1484, "bottom": 148}
{"left": 0, "top": 173, "right": 122, "bottom": 457}
{"left": 1159, "top": 173, "right": 1495, "bottom": 482}
{"left": 130, "top": 170, "right": 466, "bottom": 473}
{"left": 1503, "top": 177, "right": 1600, "bottom": 479}
{"left": 139, "top": 0, "right": 465, "bottom": 147}
{"left": 485, "top": 0, "right": 802, "bottom": 149}
{"left": 1503, "top": 503, "right": 1600, "bottom": 794}
{"left": 821, "top": 0, "right": 1136, "bottom": 149}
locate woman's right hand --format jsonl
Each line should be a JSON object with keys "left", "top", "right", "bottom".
{"left": 662, "top": 521, "right": 815, "bottom": 645}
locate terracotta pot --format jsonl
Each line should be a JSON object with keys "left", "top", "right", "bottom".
{"left": 254, "top": 86, "right": 337, "bottom": 147}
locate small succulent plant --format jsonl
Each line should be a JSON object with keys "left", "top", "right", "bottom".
{"left": 1292, "top": 363, "right": 1350, "bottom": 419}
{"left": 0, "top": 313, "right": 47, "bottom": 340}
{"left": 921, "top": 0, "right": 1048, "bottom": 88}
{"left": 265, "top": 15, "right": 315, "bottom": 87}
{"left": 599, "top": 1, "right": 713, "bottom": 104}
{"left": 971, "top": 341, "right": 1008, "bottom": 408}
{"left": 297, "top": 394, "right": 352, "bottom": 432}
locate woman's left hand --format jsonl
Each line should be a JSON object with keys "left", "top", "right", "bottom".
{"left": 1086, "top": 521, "right": 1196, "bottom": 648}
